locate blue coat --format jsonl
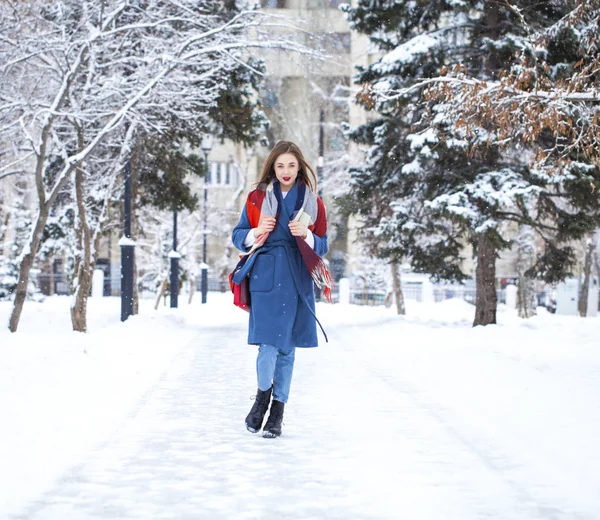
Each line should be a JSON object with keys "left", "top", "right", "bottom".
{"left": 231, "top": 182, "right": 328, "bottom": 349}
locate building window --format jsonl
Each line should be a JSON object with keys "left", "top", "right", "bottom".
{"left": 326, "top": 32, "right": 351, "bottom": 54}
{"left": 261, "top": 88, "right": 278, "bottom": 108}
{"left": 206, "top": 161, "right": 240, "bottom": 187}
{"left": 331, "top": 133, "right": 345, "bottom": 152}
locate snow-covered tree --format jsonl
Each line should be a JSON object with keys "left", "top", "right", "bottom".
{"left": 135, "top": 130, "right": 206, "bottom": 301}
{"left": 425, "top": 0, "right": 600, "bottom": 173}
{"left": 350, "top": 253, "right": 390, "bottom": 292}
{"left": 342, "top": 0, "right": 600, "bottom": 326}
{"left": 71, "top": 130, "right": 136, "bottom": 332}
{"left": 342, "top": 1, "right": 511, "bottom": 325}
{"left": 0, "top": 1, "right": 320, "bottom": 332}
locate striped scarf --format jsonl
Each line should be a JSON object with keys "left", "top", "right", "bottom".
{"left": 243, "top": 180, "right": 333, "bottom": 302}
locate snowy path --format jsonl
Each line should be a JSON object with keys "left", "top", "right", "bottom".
{"left": 10, "top": 316, "right": 600, "bottom": 520}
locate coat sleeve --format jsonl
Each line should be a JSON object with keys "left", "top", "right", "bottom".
{"left": 232, "top": 204, "right": 253, "bottom": 253}
{"left": 310, "top": 196, "right": 328, "bottom": 257}
{"left": 312, "top": 231, "right": 328, "bottom": 258}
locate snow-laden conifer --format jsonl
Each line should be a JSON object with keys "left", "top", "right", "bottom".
{"left": 342, "top": 0, "right": 600, "bottom": 325}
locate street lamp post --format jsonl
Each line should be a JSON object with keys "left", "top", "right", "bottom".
{"left": 120, "top": 160, "right": 135, "bottom": 322}
{"left": 200, "top": 135, "right": 213, "bottom": 304}
{"left": 169, "top": 208, "right": 180, "bottom": 308}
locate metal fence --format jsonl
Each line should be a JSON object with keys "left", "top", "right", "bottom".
{"left": 37, "top": 273, "right": 123, "bottom": 297}
{"left": 37, "top": 274, "right": 70, "bottom": 296}
{"left": 334, "top": 284, "right": 508, "bottom": 307}
{"left": 36, "top": 273, "right": 232, "bottom": 298}
{"left": 434, "top": 288, "right": 507, "bottom": 305}
{"left": 34, "top": 272, "right": 531, "bottom": 310}
{"left": 197, "top": 278, "right": 230, "bottom": 293}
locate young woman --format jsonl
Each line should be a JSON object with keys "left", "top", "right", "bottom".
{"left": 231, "top": 140, "right": 332, "bottom": 438}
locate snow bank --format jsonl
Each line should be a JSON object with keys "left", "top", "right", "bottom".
{"left": 0, "top": 295, "right": 225, "bottom": 516}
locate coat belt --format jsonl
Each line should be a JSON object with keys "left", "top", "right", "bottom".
{"left": 232, "top": 239, "right": 328, "bottom": 343}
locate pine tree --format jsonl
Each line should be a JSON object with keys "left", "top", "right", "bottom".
{"left": 134, "top": 131, "right": 204, "bottom": 297}
{"left": 429, "top": 0, "right": 600, "bottom": 171}
{"left": 342, "top": 1, "right": 598, "bottom": 326}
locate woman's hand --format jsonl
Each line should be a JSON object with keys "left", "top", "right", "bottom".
{"left": 288, "top": 221, "right": 307, "bottom": 239}
{"left": 254, "top": 216, "right": 276, "bottom": 237}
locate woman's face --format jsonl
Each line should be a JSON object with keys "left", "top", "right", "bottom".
{"left": 274, "top": 153, "right": 300, "bottom": 192}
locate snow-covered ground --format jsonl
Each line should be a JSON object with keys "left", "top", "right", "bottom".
{"left": 1, "top": 294, "right": 599, "bottom": 519}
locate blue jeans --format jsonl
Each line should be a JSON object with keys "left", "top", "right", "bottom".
{"left": 256, "top": 344, "right": 296, "bottom": 403}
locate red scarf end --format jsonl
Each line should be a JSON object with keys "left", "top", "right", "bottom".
{"left": 309, "top": 259, "right": 334, "bottom": 303}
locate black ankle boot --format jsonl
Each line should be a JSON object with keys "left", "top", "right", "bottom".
{"left": 245, "top": 386, "right": 272, "bottom": 433}
{"left": 262, "top": 400, "right": 284, "bottom": 438}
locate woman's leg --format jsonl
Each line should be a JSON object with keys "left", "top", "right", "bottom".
{"left": 246, "top": 344, "right": 279, "bottom": 433}
{"left": 272, "top": 347, "right": 296, "bottom": 403}
{"left": 263, "top": 347, "right": 295, "bottom": 437}
{"left": 256, "top": 344, "right": 278, "bottom": 391}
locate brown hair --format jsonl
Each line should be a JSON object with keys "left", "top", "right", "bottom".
{"left": 256, "top": 140, "right": 317, "bottom": 192}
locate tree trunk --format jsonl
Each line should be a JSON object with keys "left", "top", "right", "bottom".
{"left": 473, "top": 233, "right": 497, "bottom": 327}
{"left": 578, "top": 238, "right": 595, "bottom": 317}
{"left": 154, "top": 278, "right": 168, "bottom": 310}
{"left": 390, "top": 261, "right": 406, "bottom": 315}
{"left": 71, "top": 266, "right": 94, "bottom": 332}
{"left": 8, "top": 210, "right": 49, "bottom": 332}
{"left": 71, "top": 127, "right": 94, "bottom": 333}
{"left": 484, "top": 2, "right": 502, "bottom": 73}
{"left": 516, "top": 224, "right": 536, "bottom": 319}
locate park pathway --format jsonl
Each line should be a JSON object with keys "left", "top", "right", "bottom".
{"left": 13, "top": 320, "right": 599, "bottom": 520}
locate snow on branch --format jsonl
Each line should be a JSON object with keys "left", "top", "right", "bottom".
{"left": 1, "top": 0, "right": 333, "bottom": 331}
{"left": 366, "top": 0, "right": 600, "bottom": 172}
{"left": 0, "top": 0, "right": 327, "bottom": 202}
